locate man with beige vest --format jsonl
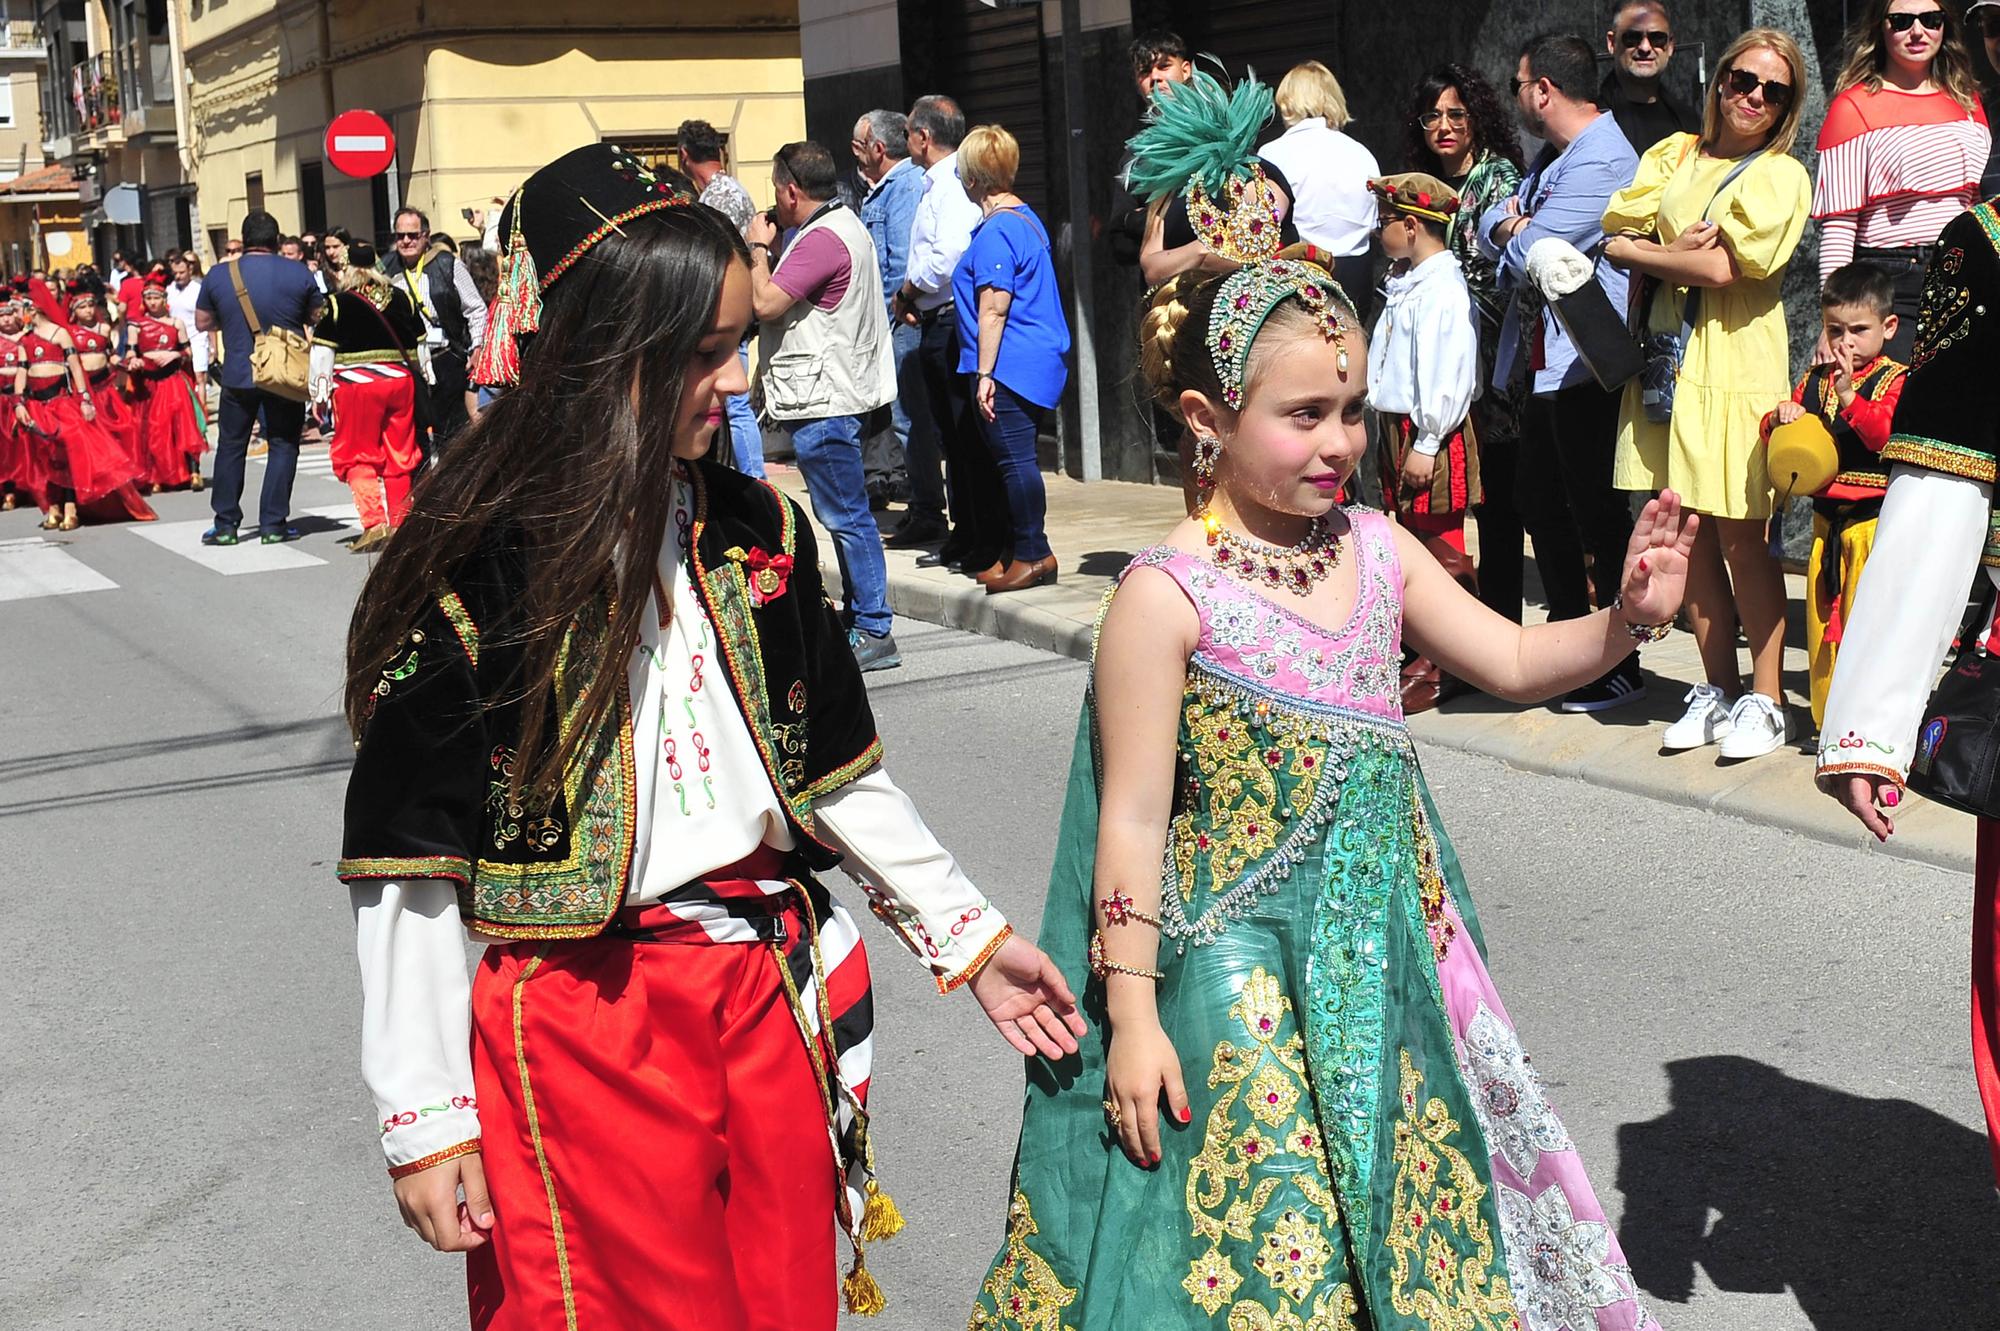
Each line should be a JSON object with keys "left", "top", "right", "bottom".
{"left": 748, "top": 140, "right": 902, "bottom": 672}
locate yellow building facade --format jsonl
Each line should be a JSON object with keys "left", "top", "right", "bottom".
{"left": 185, "top": 1, "right": 806, "bottom": 254}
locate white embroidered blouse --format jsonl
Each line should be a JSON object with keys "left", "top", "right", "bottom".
{"left": 1817, "top": 465, "right": 1999, "bottom": 787}
{"left": 353, "top": 483, "right": 1009, "bottom": 1172}
{"left": 1366, "top": 250, "right": 1480, "bottom": 456}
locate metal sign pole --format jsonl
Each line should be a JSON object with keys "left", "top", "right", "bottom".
{"left": 1059, "top": 0, "right": 1103, "bottom": 481}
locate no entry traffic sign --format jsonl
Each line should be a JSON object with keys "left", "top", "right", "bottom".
{"left": 325, "top": 109, "right": 396, "bottom": 179}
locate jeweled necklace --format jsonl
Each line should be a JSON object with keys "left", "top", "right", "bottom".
{"left": 1200, "top": 508, "right": 1342, "bottom": 594}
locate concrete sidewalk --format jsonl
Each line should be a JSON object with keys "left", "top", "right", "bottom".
{"left": 771, "top": 468, "right": 1978, "bottom": 876}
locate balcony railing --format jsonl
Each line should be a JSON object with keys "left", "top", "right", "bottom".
{"left": 70, "top": 52, "right": 118, "bottom": 134}
{"left": 1, "top": 19, "right": 36, "bottom": 50}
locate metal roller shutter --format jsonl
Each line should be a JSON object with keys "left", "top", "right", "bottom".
{"left": 1192, "top": 2, "right": 1342, "bottom": 88}
{"left": 938, "top": 1, "right": 1050, "bottom": 212}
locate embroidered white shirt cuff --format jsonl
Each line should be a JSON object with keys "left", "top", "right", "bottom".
{"left": 351, "top": 878, "right": 481, "bottom": 1171}
{"left": 1817, "top": 464, "right": 1996, "bottom": 785}
{"left": 815, "top": 765, "right": 1011, "bottom": 992}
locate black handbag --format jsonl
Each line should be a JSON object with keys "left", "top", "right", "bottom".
{"left": 1907, "top": 588, "right": 2000, "bottom": 819}
{"left": 1635, "top": 148, "right": 1763, "bottom": 424}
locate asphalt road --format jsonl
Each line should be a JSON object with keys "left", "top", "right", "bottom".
{"left": 3, "top": 472, "right": 1995, "bottom": 1330}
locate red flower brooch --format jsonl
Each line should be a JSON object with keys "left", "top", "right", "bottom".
{"left": 726, "top": 545, "right": 794, "bottom": 606}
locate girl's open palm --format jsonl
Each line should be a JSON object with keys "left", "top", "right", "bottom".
{"left": 1618, "top": 489, "right": 1699, "bottom": 627}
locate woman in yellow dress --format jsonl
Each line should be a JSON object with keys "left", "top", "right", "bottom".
{"left": 1602, "top": 27, "right": 1812, "bottom": 761}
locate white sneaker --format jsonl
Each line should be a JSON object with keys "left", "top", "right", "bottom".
{"left": 1661, "top": 683, "right": 1734, "bottom": 750}
{"left": 1717, "top": 692, "right": 1792, "bottom": 760}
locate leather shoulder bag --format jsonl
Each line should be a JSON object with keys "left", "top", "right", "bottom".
{"left": 226, "top": 257, "right": 312, "bottom": 401}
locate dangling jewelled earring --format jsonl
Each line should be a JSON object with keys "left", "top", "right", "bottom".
{"left": 1191, "top": 434, "right": 1223, "bottom": 490}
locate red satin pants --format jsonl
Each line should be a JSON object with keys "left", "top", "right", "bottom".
{"left": 465, "top": 904, "right": 839, "bottom": 1331}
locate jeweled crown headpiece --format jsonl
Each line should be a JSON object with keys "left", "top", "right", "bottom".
{"left": 1124, "top": 67, "right": 1285, "bottom": 265}
{"left": 1206, "top": 259, "right": 1356, "bottom": 409}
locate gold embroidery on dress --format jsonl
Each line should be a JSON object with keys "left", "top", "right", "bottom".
{"left": 973, "top": 1190, "right": 1077, "bottom": 1331}
{"left": 1171, "top": 694, "right": 1329, "bottom": 903}
{"left": 1225, "top": 1286, "right": 1360, "bottom": 1331}
{"left": 1412, "top": 800, "right": 1456, "bottom": 962}
{"left": 1386, "top": 1050, "right": 1521, "bottom": 1330}
{"left": 1185, "top": 968, "right": 1347, "bottom": 1319}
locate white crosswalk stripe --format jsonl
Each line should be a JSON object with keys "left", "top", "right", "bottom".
{"left": 0, "top": 535, "right": 118, "bottom": 602}
{"left": 122, "top": 504, "right": 362, "bottom": 576}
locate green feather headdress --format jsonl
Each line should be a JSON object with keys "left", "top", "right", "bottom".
{"left": 1123, "top": 68, "right": 1276, "bottom": 203}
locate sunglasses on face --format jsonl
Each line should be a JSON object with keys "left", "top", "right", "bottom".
{"left": 1619, "top": 28, "right": 1672, "bottom": 48}
{"left": 1721, "top": 67, "right": 1794, "bottom": 107}
{"left": 1886, "top": 10, "right": 1947, "bottom": 32}
{"left": 1419, "top": 108, "right": 1470, "bottom": 128}
{"left": 393, "top": 231, "right": 425, "bottom": 240}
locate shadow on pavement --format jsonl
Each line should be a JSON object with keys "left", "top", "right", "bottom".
{"left": 1617, "top": 1054, "right": 2000, "bottom": 1328}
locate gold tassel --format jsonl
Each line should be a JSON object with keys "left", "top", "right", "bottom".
{"left": 859, "top": 1178, "right": 906, "bottom": 1241}
{"left": 842, "top": 1253, "right": 887, "bottom": 1316}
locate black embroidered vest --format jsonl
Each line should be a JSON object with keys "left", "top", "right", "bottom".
{"left": 1885, "top": 202, "right": 2000, "bottom": 569}
{"left": 337, "top": 461, "right": 882, "bottom": 938}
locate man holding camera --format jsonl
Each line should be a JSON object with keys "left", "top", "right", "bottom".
{"left": 379, "top": 207, "right": 485, "bottom": 452}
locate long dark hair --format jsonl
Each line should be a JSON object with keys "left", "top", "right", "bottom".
{"left": 343, "top": 202, "right": 748, "bottom": 803}
{"left": 1835, "top": 0, "right": 1980, "bottom": 110}
{"left": 1402, "top": 63, "right": 1525, "bottom": 175}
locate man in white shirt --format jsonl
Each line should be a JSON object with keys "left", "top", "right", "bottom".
{"left": 166, "top": 251, "right": 210, "bottom": 400}
{"left": 889, "top": 94, "right": 986, "bottom": 569}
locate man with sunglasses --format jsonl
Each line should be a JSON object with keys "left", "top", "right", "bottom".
{"left": 379, "top": 205, "right": 485, "bottom": 453}
{"left": 1601, "top": 0, "right": 1695, "bottom": 154}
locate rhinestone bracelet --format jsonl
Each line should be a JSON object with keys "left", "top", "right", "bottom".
{"left": 1088, "top": 930, "right": 1165, "bottom": 981}
{"left": 1100, "top": 889, "right": 1163, "bottom": 930}
{"left": 1613, "top": 595, "right": 1673, "bottom": 644}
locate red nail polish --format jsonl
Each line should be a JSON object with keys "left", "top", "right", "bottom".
{"left": 1637, "top": 557, "right": 1649, "bottom": 574}
{"left": 1883, "top": 788, "right": 1901, "bottom": 808}
{"left": 1179, "top": 1107, "right": 1192, "bottom": 1123}
{"left": 1151, "top": 1153, "right": 1162, "bottom": 1166}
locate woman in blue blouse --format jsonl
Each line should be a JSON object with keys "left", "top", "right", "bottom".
{"left": 954, "top": 124, "right": 1071, "bottom": 594}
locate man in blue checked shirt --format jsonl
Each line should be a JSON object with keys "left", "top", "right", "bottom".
{"left": 1480, "top": 31, "right": 1645, "bottom": 715}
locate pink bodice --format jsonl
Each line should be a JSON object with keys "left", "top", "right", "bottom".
{"left": 1122, "top": 507, "right": 1406, "bottom": 724}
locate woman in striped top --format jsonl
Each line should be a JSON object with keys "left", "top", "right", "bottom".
{"left": 1813, "top": 0, "right": 1990, "bottom": 361}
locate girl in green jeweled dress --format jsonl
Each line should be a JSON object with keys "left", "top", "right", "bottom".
{"left": 968, "top": 252, "right": 1694, "bottom": 1331}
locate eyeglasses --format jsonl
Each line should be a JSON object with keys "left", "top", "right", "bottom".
{"left": 1886, "top": 9, "right": 1947, "bottom": 32}
{"left": 1419, "top": 108, "right": 1470, "bottom": 129}
{"left": 1509, "top": 76, "right": 1533, "bottom": 96}
{"left": 1618, "top": 28, "right": 1672, "bottom": 48}
{"left": 393, "top": 231, "right": 425, "bottom": 240}
{"left": 1721, "top": 67, "right": 1795, "bottom": 107}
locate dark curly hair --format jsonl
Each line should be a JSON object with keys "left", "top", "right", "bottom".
{"left": 1402, "top": 63, "right": 1524, "bottom": 176}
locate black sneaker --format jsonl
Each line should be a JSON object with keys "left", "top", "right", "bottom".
{"left": 848, "top": 628, "right": 902, "bottom": 673}
{"left": 1561, "top": 662, "right": 1646, "bottom": 713}
{"left": 201, "top": 525, "right": 239, "bottom": 547}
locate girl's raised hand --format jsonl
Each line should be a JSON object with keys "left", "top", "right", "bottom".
{"left": 1618, "top": 488, "right": 1699, "bottom": 628}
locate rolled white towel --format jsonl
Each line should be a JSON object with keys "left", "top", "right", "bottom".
{"left": 1525, "top": 236, "right": 1596, "bottom": 299}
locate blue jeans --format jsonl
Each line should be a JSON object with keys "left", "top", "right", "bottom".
{"left": 890, "top": 319, "right": 945, "bottom": 520}
{"left": 725, "top": 343, "right": 765, "bottom": 478}
{"left": 210, "top": 384, "right": 305, "bottom": 532}
{"left": 982, "top": 381, "right": 1052, "bottom": 561}
{"left": 789, "top": 414, "right": 891, "bottom": 637}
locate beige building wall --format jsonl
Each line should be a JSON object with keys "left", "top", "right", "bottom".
{"left": 0, "top": 61, "right": 45, "bottom": 179}
{"left": 187, "top": 2, "right": 805, "bottom": 249}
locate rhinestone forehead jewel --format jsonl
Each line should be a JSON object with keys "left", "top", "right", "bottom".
{"left": 1206, "top": 260, "right": 1355, "bottom": 410}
